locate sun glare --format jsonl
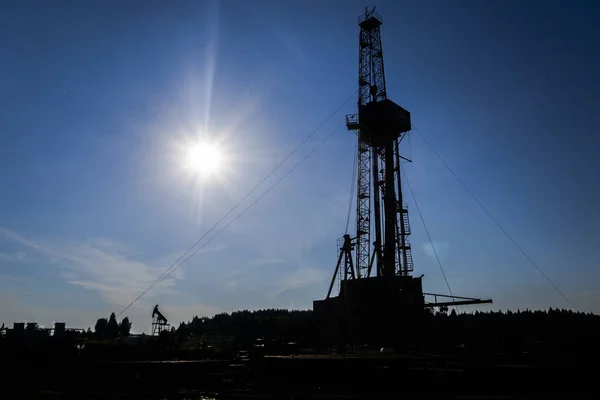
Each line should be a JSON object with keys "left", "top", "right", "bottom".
{"left": 184, "top": 140, "right": 223, "bottom": 177}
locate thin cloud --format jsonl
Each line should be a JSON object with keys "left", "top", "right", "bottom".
{"left": 0, "top": 227, "right": 184, "bottom": 309}
{"left": 271, "top": 266, "right": 329, "bottom": 297}
{"left": 421, "top": 241, "right": 451, "bottom": 262}
{"left": 0, "top": 274, "right": 26, "bottom": 284}
{"left": 0, "top": 251, "right": 26, "bottom": 263}
{"left": 228, "top": 190, "right": 348, "bottom": 263}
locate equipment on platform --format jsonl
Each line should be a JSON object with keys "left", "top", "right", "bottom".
{"left": 313, "top": 7, "right": 491, "bottom": 347}
{"left": 152, "top": 305, "right": 170, "bottom": 336}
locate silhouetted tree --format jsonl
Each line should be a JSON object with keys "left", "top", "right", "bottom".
{"left": 119, "top": 317, "right": 132, "bottom": 337}
{"left": 437, "top": 305, "right": 449, "bottom": 316}
{"left": 106, "top": 312, "right": 119, "bottom": 338}
{"left": 95, "top": 318, "right": 108, "bottom": 337}
{"left": 176, "top": 321, "right": 190, "bottom": 340}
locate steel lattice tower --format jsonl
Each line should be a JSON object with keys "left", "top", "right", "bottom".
{"left": 315, "top": 9, "right": 492, "bottom": 347}
{"left": 346, "top": 8, "right": 413, "bottom": 281}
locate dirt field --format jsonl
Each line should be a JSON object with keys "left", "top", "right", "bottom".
{"left": 5, "top": 352, "right": 596, "bottom": 399}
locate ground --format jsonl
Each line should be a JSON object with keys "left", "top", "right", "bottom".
{"left": 5, "top": 351, "right": 596, "bottom": 399}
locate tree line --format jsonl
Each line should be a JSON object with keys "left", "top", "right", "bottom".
{"left": 171, "top": 308, "right": 600, "bottom": 350}
{"left": 93, "top": 312, "right": 132, "bottom": 338}
{"left": 90, "top": 307, "right": 600, "bottom": 350}
{"left": 175, "top": 309, "right": 315, "bottom": 346}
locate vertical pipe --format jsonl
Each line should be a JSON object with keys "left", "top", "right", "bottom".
{"left": 395, "top": 138, "right": 409, "bottom": 275}
{"left": 371, "top": 152, "right": 383, "bottom": 276}
{"left": 383, "top": 143, "right": 397, "bottom": 278}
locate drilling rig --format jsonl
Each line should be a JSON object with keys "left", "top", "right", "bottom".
{"left": 313, "top": 8, "right": 491, "bottom": 348}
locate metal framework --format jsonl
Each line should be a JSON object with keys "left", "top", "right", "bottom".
{"left": 317, "top": 9, "right": 491, "bottom": 344}
{"left": 423, "top": 293, "right": 494, "bottom": 308}
{"left": 344, "top": 7, "right": 413, "bottom": 282}
{"left": 151, "top": 305, "right": 170, "bottom": 336}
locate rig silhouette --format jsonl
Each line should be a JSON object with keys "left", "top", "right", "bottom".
{"left": 313, "top": 8, "right": 491, "bottom": 346}
{"left": 152, "top": 305, "right": 170, "bottom": 336}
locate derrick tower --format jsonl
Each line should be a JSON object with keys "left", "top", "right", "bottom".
{"left": 347, "top": 7, "right": 412, "bottom": 281}
{"left": 324, "top": 7, "right": 415, "bottom": 294}
{"left": 313, "top": 8, "right": 491, "bottom": 347}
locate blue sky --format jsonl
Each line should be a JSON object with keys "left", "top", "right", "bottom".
{"left": 1, "top": 0, "right": 599, "bottom": 332}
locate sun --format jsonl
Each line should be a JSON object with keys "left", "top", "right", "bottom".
{"left": 184, "top": 140, "right": 223, "bottom": 176}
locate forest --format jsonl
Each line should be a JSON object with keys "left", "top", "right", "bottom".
{"left": 160, "top": 307, "right": 600, "bottom": 353}
{"left": 4, "top": 307, "right": 599, "bottom": 360}
{"left": 89, "top": 307, "right": 599, "bottom": 348}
